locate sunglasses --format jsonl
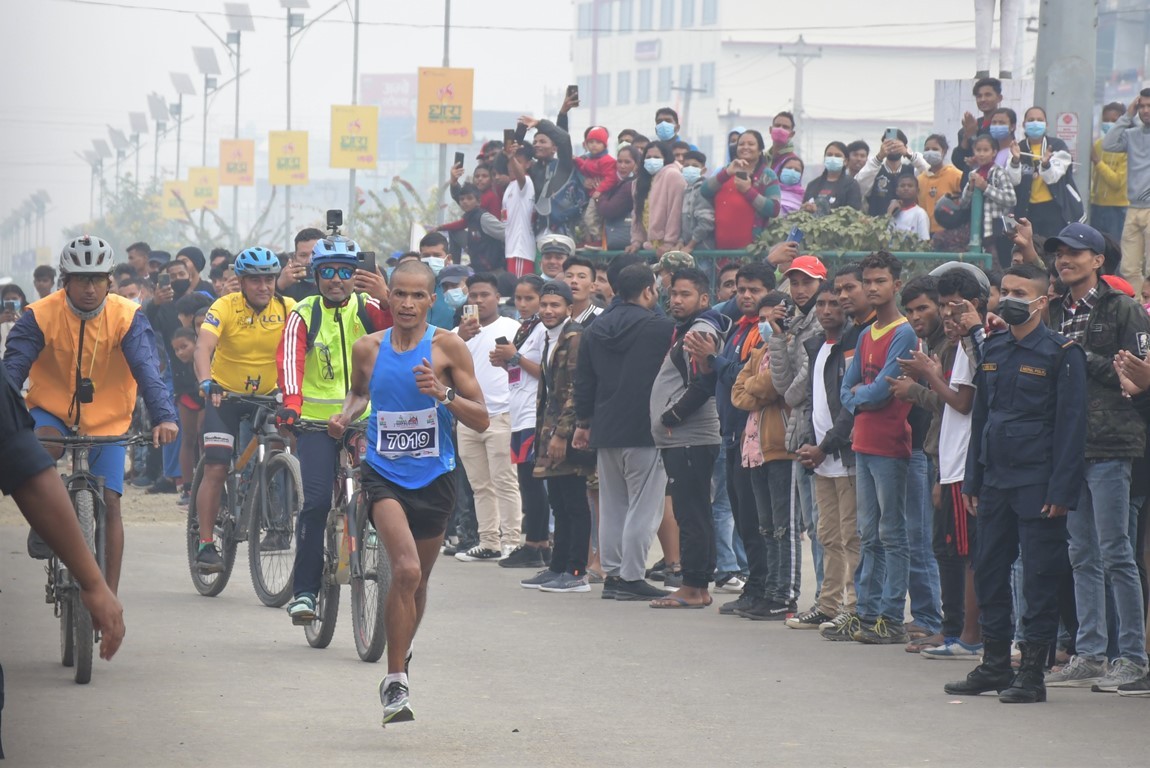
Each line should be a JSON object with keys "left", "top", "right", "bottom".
{"left": 317, "top": 266, "right": 356, "bottom": 280}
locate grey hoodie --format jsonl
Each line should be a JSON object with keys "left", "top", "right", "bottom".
{"left": 680, "top": 177, "right": 716, "bottom": 250}
{"left": 768, "top": 301, "right": 823, "bottom": 451}
{"left": 651, "top": 309, "right": 731, "bottom": 448}
{"left": 1102, "top": 113, "right": 1150, "bottom": 208}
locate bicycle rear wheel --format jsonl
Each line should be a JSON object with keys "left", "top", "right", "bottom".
{"left": 304, "top": 511, "right": 341, "bottom": 649}
{"left": 59, "top": 572, "right": 74, "bottom": 667}
{"left": 350, "top": 493, "right": 390, "bottom": 662}
{"left": 73, "top": 489, "right": 97, "bottom": 685}
{"left": 248, "top": 451, "right": 301, "bottom": 608}
{"left": 186, "top": 460, "right": 238, "bottom": 597}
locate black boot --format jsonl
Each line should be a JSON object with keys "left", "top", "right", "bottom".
{"left": 944, "top": 638, "right": 1013, "bottom": 695}
{"left": 1000, "top": 642, "right": 1047, "bottom": 703}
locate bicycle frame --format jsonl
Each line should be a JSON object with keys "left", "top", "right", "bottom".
{"left": 47, "top": 444, "right": 107, "bottom": 616}
{"left": 219, "top": 396, "right": 290, "bottom": 543}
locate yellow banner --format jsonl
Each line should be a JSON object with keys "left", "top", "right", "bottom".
{"left": 269, "top": 130, "right": 309, "bottom": 186}
{"left": 160, "top": 181, "right": 189, "bottom": 221}
{"left": 416, "top": 67, "right": 474, "bottom": 144}
{"left": 186, "top": 167, "right": 219, "bottom": 210}
{"left": 219, "top": 139, "right": 255, "bottom": 186}
{"left": 330, "top": 105, "right": 379, "bottom": 169}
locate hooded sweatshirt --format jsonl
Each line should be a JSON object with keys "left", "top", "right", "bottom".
{"left": 1102, "top": 112, "right": 1150, "bottom": 208}
{"left": 650, "top": 309, "right": 731, "bottom": 448}
{"left": 573, "top": 300, "right": 674, "bottom": 449}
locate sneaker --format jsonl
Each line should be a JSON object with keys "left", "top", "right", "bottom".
{"left": 786, "top": 607, "right": 833, "bottom": 630}
{"left": 521, "top": 569, "right": 561, "bottom": 589}
{"left": 663, "top": 570, "right": 683, "bottom": 588}
{"left": 287, "top": 593, "right": 316, "bottom": 625}
{"left": 499, "top": 545, "right": 546, "bottom": 569}
{"left": 1092, "top": 658, "right": 1147, "bottom": 693}
{"left": 613, "top": 578, "right": 670, "bottom": 601}
{"left": 821, "top": 613, "right": 861, "bottom": 642}
{"left": 645, "top": 558, "right": 666, "bottom": 580}
{"left": 921, "top": 639, "right": 983, "bottom": 659}
{"left": 1044, "top": 655, "right": 1107, "bottom": 688}
{"left": 820, "top": 611, "right": 850, "bottom": 630}
{"left": 719, "top": 593, "right": 758, "bottom": 616}
{"left": 454, "top": 545, "right": 502, "bottom": 562}
{"left": 714, "top": 574, "right": 746, "bottom": 593}
{"left": 601, "top": 575, "right": 621, "bottom": 599}
{"left": 379, "top": 680, "right": 414, "bottom": 726}
{"left": 146, "top": 478, "right": 179, "bottom": 494}
{"left": 1116, "top": 673, "right": 1150, "bottom": 697}
{"left": 539, "top": 572, "right": 591, "bottom": 593}
{"left": 129, "top": 475, "right": 155, "bottom": 489}
{"left": 259, "top": 531, "right": 292, "bottom": 552}
{"left": 854, "top": 617, "right": 910, "bottom": 645}
{"left": 737, "top": 598, "right": 795, "bottom": 621}
{"left": 27, "top": 528, "right": 52, "bottom": 560}
{"left": 195, "top": 543, "right": 225, "bottom": 574}
{"left": 177, "top": 490, "right": 191, "bottom": 507}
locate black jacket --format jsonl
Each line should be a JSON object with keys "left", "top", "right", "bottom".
{"left": 802, "top": 316, "right": 874, "bottom": 468}
{"left": 573, "top": 300, "right": 674, "bottom": 449}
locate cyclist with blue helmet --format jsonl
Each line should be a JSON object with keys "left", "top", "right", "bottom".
{"left": 192, "top": 246, "right": 296, "bottom": 573}
{"left": 276, "top": 234, "right": 393, "bottom": 624}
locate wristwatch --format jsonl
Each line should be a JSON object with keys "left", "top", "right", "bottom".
{"left": 439, "top": 387, "right": 456, "bottom": 404}
{"left": 508, "top": 352, "right": 522, "bottom": 367}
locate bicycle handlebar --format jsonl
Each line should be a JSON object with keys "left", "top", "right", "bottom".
{"left": 294, "top": 419, "right": 367, "bottom": 434}
{"left": 37, "top": 432, "right": 151, "bottom": 447}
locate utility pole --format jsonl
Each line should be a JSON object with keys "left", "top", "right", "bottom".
{"left": 1034, "top": 0, "right": 1097, "bottom": 206}
{"left": 347, "top": 0, "right": 361, "bottom": 232}
{"left": 669, "top": 75, "right": 707, "bottom": 137}
{"left": 436, "top": 0, "right": 451, "bottom": 225}
{"left": 779, "top": 34, "right": 822, "bottom": 157}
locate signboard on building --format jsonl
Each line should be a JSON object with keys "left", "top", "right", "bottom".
{"left": 361, "top": 74, "right": 418, "bottom": 119}
{"left": 416, "top": 67, "right": 474, "bottom": 144}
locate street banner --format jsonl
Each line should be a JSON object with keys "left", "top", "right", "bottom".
{"left": 330, "top": 105, "right": 379, "bottom": 169}
{"left": 269, "top": 130, "right": 309, "bottom": 185}
{"left": 416, "top": 67, "right": 474, "bottom": 144}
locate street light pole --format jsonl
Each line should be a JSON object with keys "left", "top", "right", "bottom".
{"left": 436, "top": 0, "right": 451, "bottom": 225}
{"left": 286, "top": 9, "right": 293, "bottom": 245}
{"left": 347, "top": 0, "right": 361, "bottom": 232}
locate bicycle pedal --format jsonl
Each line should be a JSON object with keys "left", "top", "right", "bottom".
{"left": 291, "top": 615, "right": 315, "bottom": 626}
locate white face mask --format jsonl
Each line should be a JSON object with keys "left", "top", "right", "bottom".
{"left": 681, "top": 166, "right": 703, "bottom": 184}
{"left": 422, "top": 256, "right": 445, "bottom": 275}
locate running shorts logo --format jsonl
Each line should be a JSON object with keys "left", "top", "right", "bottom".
{"left": 203, "top": 431, "right": 235, "bottom": 450}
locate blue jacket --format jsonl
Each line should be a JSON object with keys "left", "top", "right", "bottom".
{"left": 714, "top": 320, "right": 759, "bottom": 442}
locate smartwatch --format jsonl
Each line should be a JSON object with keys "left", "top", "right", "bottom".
{"left": 440, "top": 387, "right": 456, "bottom": 404}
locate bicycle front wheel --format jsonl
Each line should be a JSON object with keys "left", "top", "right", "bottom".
{"left": 350, "top": 492, "right": 390, "bottom": 662}
{"left": 59, "top": 574, "right": 74, "bottom": 667}
{"left": 72, "top": 489, "right": 97, "bottom": 685}
{"left": 248, "top": 451, "right": 301, "bottom": 608}
{"left": 187, "top": 460, "right": 238, "bottom": 597}
{"left": 304, "top": 511, "right": 341, "bottom": 649}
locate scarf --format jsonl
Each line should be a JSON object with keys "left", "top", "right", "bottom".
{"left": 735, "top": 314, "right": 762, "bottom": 362}
{"left": 741, "top": 347, "right": 771, "bottom": 468}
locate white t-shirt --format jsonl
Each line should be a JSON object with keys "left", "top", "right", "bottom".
{"left": 508, "top": 321, "right": 545, "bottom": 432}
{"left": 891, "top": 205, "right": 931, "bottom": 241}
{"left": 938, "top": 345, "right": 976, "bottom": 485}
{"left": 811, "top": 341, "right": 850, "bottom": 478}
{"left": 456, "top": 315, "right": 522, "bottom": 416}
{"left": 503, "top": 176, "right": 537, "bottom": 263}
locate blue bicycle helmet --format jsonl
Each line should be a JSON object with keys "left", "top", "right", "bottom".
{"left": 233, "top": 246, "right": 282, "bottom": 276}
{"left": 310, "top": 235, "right": 360, "bottom": 267}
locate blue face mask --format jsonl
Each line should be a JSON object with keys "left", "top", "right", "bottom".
{"left": 643, "top": 158, "right": 665, "bottom": 176}
{"left": 681, "top": 166, "right": 702, "bottom": 184}
{"left": 1101, "top": 122, "right": 1115, "bottom": 135}
{"left": 823, "top": 156, "right": 844, "bottom": 173}
{"left": 443, "top": 286, "right": 467, "bottom": 308}
{"left": 655, "top": 121, "right": 676, "bottom": 141}
{"left": 758, "top": 321, "right": 773, "bottom": 340}
{"left": 1024, "top": 121, "right": 1046, "bottom": 139}
{"left": 989, "top": 124, "right": 1012, "bottom": 141}
{"left": 779, "top": 168, "right": 802, "bottom": 186}
{"left": 422, "top": 256, "right": 445, "bottom": 275}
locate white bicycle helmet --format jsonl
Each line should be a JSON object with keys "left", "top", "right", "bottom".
{"left": 59, "top": 235, "right": 115, "bottom": 275}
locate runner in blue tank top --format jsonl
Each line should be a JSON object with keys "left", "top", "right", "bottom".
{"left": 328, "top": 260, "right": 489, "bottom": 727}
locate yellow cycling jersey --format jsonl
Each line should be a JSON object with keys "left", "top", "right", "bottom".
{"left": 201, "top": 292, "right": 295, "bottom": 395}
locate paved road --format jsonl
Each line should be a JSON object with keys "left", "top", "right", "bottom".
{"left": 2, "top": 522, "right": 1148, "bottom": 768}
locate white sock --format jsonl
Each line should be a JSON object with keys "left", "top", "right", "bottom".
{"left": 384, "top": 672, "right": 408, "bottom": 690}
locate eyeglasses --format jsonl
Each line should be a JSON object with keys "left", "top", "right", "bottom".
{"left": 69, "top": 274, "right": 110, "bottom": 287}
{"left": 317, "top": 266, "right": 355, "bottom": 281}
{"left": 315, "top": 343, "right": 335, "bottom": 380}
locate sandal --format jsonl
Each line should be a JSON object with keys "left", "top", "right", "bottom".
{"left": 904, "top": 623, "right": 932, "bottom": 641}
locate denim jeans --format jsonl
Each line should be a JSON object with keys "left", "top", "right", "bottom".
{"left": 712, "top": 443, "right": 747, "bottom": 577}
{"left": 1068, "top": 459, "right": 1147, "bottom": 665}
{"left": 905, "top": 450, "right": 942, "bottom": 633}
{"left": 854, "top": 452, "right": 910, "bottom": 622}
{"left": 1106, "top": 494, "right": 1146, "bottom": 660}
{"left": 1091, "top": 204, "right": 1127, "bottom": 244}
{"left": 750, "top": 460, "right": 795, "bottom": 603}
{"left": 794, "top": 463, "right": 823, "bottom": 594}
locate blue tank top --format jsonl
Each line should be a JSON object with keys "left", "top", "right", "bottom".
{"left": 365, "top": 325, "right": 456, "bottom": 489}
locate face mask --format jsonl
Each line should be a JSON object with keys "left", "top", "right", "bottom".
{"left": 385, "top": 266, "right": 395, "bottom": 279}
{"left": 922, "top": 150, "right": 943, "bottom": 167}
{"left": 1101, "top": 122, "right": 1115, "bottom": 135}
{"left": 171, "top": 278, "right": 191, "bottom": 297}
{"left": 444, "top": 286, "right": 467, "bottom": 308}
{"left": 655, "top": 121, "right": 676, "bottom": 141}
{"left": 989, "top": 124, "right": 1012, "bottom": 141}
{"left": 770, "top": 126, "right": 791, "bottom": 144}
{"left": 779, "top": 168, "right": 802, "bottom": 186}
{"left": 1024, "top": 121, "right": 1046, "bottom": 139}
{"left": 823, "top": 156, "right": 845, "bottom": 173}
{"left": 887, "top": 152, "right": 903, "bottom": 162}
{"left": 681, "top": 166, "right": 702, "bottom": 184}
{"left": 757, "top": 321, "right": 773, "bottom": 340}
{"left": 998, "top": 295, "right": 1040, "bottom": 326}
{"left": 643, "top": 158, "right": 665, "bottom": 176}
{"left": 422, "top": 256, "right": 445, "bottom": 275}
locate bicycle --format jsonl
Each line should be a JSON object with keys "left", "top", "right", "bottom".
{"left": 185, "top": 393, "right": 302, "bottom": 607}
{"left": 38, "top": 432, "right": 149, "bottom": 685}
{"left": 294, "top": 420, "right": 391, "bottom": 661}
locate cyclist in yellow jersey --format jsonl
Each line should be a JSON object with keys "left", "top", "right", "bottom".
{"left": 193, "top": 246, "right": 294, "bottom": 572}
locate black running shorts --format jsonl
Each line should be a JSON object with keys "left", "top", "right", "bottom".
{"left": 359, "top": 463, "right": 456, "bottom": 541}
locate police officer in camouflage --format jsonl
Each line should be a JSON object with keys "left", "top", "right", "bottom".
{"left": 945, "top": 262, "right": 1086, "bottom": 704}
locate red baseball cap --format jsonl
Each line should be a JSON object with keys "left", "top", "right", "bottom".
{"left": 785, "top": 255, "right": 827, "bottom": 280}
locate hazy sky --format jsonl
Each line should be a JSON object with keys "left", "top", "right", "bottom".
{"left": 2, "top": 0, "right": 1007, "bottom": 249}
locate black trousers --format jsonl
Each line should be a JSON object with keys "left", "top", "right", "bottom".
{"left": 727, "top": 439, "right": 769, "bottom": 597}
{"left": 663, "top": 445, "right": 720, "bottom": 588}
{"left": 547, "top": 473, "right": 591, "bottom": 575}
{"left": 518, "top": 463, "right": 550, "bottom": 543}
